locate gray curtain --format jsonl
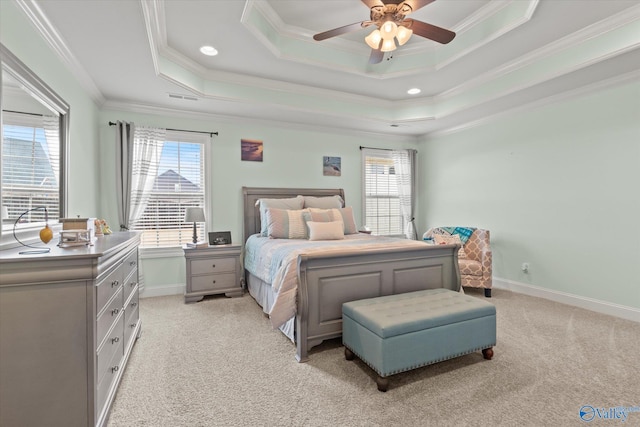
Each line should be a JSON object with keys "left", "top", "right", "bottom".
{"left": 115, "top": 121, "right": 135, "bottom": 231}
{"left": 391, "top": 149, "right": 417, "bottom": 240}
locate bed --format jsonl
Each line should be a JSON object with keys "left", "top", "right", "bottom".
{"left": 242, "top": 186, "right": 461, "bottom": 362}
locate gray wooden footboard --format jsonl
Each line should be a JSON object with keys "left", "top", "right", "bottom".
{"left": 295, "top": 244, "right": 460, "bottom": 362}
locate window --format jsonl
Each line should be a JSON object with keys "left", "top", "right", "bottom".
{"left": 129, "top": 130, "right": 209, "bottom": 248}
{"left": 362, "top": 149, "right": 403, "bottom": 236}
{"left": 1, "top": 111, "right": 60, "bottom": 223}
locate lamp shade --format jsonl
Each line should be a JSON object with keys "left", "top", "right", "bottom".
{"left": 365, "top": 29, "right": 382, "bottom": 49}
{"left": 184, "top": 207, "right": 205, "bottom": 223}
{"left": 396, "top": 25, "right": 412, "bottom": 46}
{"left": 380, "top": 38, "right": 397, "bottom": 52}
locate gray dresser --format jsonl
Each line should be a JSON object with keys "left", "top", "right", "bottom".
{"left": 0, "top": 232, "right": 141, "bottom": 427}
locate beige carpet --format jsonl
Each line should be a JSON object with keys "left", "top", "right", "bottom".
{"left": 107, "top": 289, "right": 640, "bottom": 427}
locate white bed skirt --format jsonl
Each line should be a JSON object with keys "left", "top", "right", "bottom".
{"left": 246, "top": 272, "right": 295, "bottom": 342}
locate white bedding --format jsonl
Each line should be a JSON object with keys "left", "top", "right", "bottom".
{"left": 243, "top": 233, "right": 428, "bottom": 328}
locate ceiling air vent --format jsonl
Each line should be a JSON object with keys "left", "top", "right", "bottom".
{"left": 168, "top": 93, "right": 198, "bottom": 101}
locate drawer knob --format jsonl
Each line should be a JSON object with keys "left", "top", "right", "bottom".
{"left": 131, "top": 281, "right": 138, "bottom": 287}
{"left": 129, "top": 261, "right": 137, "bottom": 266}
{"left": 111, "top": 308, "right": 120, "bottom": 316}
{"left": 130, "top": 323, "right": 136, "bottom": 328}
{"left": 111, "top": 336, "right": 120, "bottom": 344}
{"left": 111, "top": 280, "right": 119, "bottom": 287}
{"left": 212, "top": 280, "right": 216, "bottom": 284}
{"left": 131, "top": 302, "right": 138, "bottom": 307}
{"left": 111, "top": 365, "right": 119, "bottom": 373}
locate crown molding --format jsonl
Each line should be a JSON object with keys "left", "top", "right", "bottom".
{"left": 101, "top": 99, "right": 420, "bottom": 142}
{"left": 17, "top": 0, "right": 104, "bottom": 105}
{"left": 428, "top": 69, "right": 640, "bottom": 138}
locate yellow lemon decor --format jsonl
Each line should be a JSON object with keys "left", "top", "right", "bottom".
{"left": 39, "top": 225, "right": 53, "bottom": 244}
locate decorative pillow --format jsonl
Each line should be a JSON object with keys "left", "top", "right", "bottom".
{"left": 264, "top": 208, "right": 310, "bottom": 239}
{"left": 302, "top": 195, "right": 344, "bottom": 209}
{"left": 307, "top": 221, "right": 345, "bottom": 241}
{"left": 256, "top": 196, "right": 304, "bottom": 236}
{"left": 433, "top": 233, "right": 467, "bottom": 259}
{"left": 308, "top": 207, "right": 357, "bottom": 235}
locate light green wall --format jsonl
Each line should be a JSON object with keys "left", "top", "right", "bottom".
{"left": 98, "top": 109, "right": 419, "bottom": 291}
{"left": 1, "top": 0, "right": 101, "bottom": 218}
{"left": 419, "top": 81, "right": 640, "bottom": 309}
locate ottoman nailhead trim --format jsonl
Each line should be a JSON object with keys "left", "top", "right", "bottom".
{"left": 344, "top": 342, "right": 496, "bottom": 377}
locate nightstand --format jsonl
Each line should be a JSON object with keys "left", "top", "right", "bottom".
{"left": 183, "top": 244, "right": 243, "bottom": 303}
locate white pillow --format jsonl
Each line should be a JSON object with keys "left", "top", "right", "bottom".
{"left": 307, "top": 221, "right": 345, "bottom": 241}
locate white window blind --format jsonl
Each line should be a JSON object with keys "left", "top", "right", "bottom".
{"left": 1, "top": 111, "right": 60, "bottom": 223}
{"left": 362, "top": 149, "right": 403, "bottom": 236}
{"left": 129, "top": 130, "right": 207, "bottom": 248}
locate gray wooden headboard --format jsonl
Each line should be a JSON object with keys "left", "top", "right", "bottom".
{"left": 242, "top": 187, "right": 346, "bottom": 243}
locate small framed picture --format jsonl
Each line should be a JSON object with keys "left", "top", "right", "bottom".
{"left": 241, "top": 139, "right": 263, "bottom": 162}
{"left": 323, "top": 156, "right": 341, "bottom": 176}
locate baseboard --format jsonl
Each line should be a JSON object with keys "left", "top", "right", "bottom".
{"left": 140, "top": 283, "right": 184, "bottom": 299}
{"left": 493, "top": 277, "right": 640, "bottom": 323}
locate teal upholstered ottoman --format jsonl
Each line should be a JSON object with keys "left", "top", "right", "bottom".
{"left": 342, "top": 288, "right": 496, "bottom": 391}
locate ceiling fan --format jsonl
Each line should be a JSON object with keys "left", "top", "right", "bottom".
{"left": 313, "top": 0, "right": 456, "bottom": 64}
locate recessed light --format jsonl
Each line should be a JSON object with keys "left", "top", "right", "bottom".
{"left": 199, "top": 45, "right": 218, "bottom": 56}
{"left": 407, "top": 88, "right": 421, "bottom": 95}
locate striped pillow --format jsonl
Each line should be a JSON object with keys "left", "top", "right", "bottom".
{"left": 308, "top": 207, "right": 357, "bottom": 235}
{"left": 264, "top": 208, "right": 310, "bottom": 239}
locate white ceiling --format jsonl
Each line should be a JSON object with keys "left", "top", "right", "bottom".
{"left": 23, "top": 0, "right": 640, "bottom": 137}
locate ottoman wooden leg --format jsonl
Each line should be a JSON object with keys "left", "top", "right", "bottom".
{"left": 345, "top": 347, "right": 355, "bottom": 361}
{"left": 376, "top": 375, "right": 389, "bottom": 392}
{"left": 482, "top": 347, "right": 494, "bottom": 360}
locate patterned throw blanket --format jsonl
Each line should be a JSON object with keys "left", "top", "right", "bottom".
{"left": 433, "top": 227, "right": 476, "bottom": 244}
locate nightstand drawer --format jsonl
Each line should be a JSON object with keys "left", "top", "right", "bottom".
{"left": 191, "top": 272, "right": 237, "bottom": 292}
{"left": 191, "top": 257, "right": 236, "bottom": 275}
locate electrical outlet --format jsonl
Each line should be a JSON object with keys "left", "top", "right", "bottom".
{"left": 521, "top": 262, "right": 529, "bottom": 273}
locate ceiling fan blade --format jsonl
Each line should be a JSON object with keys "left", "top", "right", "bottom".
{"left": 369, "top": 48, "right": 384, "bottom": 64}
{"left": 406, "top": 19, "right": 456, "bottom": 44}
{"left": 313, "top": 22, "right": 365, "bottom": 41}
{"left": 401, "top": 0, "right": 436, "bottom": 13}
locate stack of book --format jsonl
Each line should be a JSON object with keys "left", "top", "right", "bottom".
{"left": 185, "top": 241, "right": 208, "bottom": 249}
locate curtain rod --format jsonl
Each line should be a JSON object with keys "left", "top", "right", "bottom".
{"left": 359, "top": 146, "right": 392, "bottom": 151}
{"left": 108, "top": 121, "right": 218, "bottom": 137}
{"left": 3, "top": 109, "right": 45, "bottom": 117}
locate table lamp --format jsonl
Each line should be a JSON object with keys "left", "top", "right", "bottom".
{"left": 184, "top": 207, "right": 205, "bottom": 244}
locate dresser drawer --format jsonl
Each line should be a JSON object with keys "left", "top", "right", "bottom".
{"left": 97, "top": 265, "right": 123, "bottom": 313}
{"left": 96, "top": 287, "right": 123, "bottom": 349}
{"left": 191, "top": 272, "right": 237, "bottom": 292}
{"left": 124, "top": 294, "right": 140, "bottom": 350}
{"left": 96, "top": 339, "right": 124, "bottom": 420}
{"left": 96, "top": 313, "right": 124, "bottom": 386}
{"left": 191, "top": 257, "right": 236, "bottom": 275}
{"left": 121, "top": 249, "right": 138, "bottom": 283}
{"left": 123, "top": 268, "right": 138, "bottom": 304}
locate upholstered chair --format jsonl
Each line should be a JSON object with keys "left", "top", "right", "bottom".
{"left": 424, "top": 228, "right": 493, "bottom": 297}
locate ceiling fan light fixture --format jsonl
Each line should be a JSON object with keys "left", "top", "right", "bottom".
{"left": 365, "top": 30, "right": 382, "bottom": 49}
{"left": 380, "top": 21, "right": 398, "bottom": 40}
{"left": 396, "top": 26, "right": 412, "bottom": 46}
{"left": 380, "top": 38, "right": 396, "bottom": 52}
